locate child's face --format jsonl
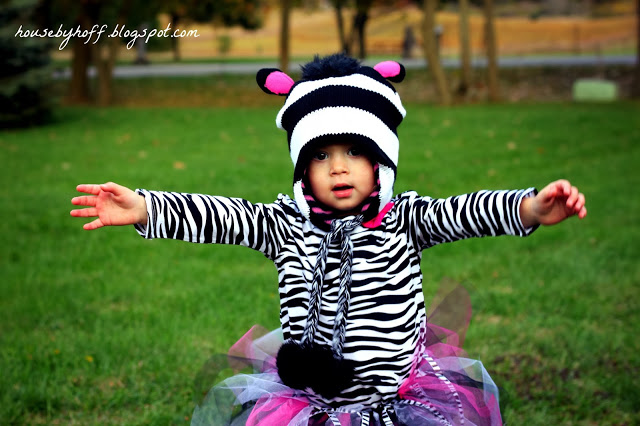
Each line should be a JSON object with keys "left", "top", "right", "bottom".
{"left": 307, "top": 142, "right": 376, "bottom": 216}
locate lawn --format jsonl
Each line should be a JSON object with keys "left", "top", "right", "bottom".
{"left": 1, "top": 102, "right": 638, "bottom": 425}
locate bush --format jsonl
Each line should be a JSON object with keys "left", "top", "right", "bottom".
{"left": 0, "top": 0, "right": 55, "bottom": 128}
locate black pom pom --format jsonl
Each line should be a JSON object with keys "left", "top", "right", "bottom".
{"left": 276, "top": 340, "right": 356, "bottom": 399}
{"left": 310, "top": 349, "right": 356, "bottom": 399}
{"left": 276, "top": 340, "right": 310, "bottom": 390}
{"left": 301, "top": 53, "right": 361, "bottom": 81}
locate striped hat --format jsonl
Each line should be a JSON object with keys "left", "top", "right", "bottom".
{"left": 257, "top": 54, "right": 406, "bottom": 222}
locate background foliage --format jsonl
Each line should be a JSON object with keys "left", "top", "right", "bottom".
{"left": 0, "top": 0, "right": 54, "bottom": 128}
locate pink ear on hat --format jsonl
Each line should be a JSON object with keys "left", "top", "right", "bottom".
{"left": 373, "top": 61, "right": 406, "bottom": 83}
{"left": 257, "top": 68, "right": 295, "bottom": 95}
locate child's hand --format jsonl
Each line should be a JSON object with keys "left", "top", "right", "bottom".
{"left": 520, "top": 179, "right": 587, "bottom": 228}
{"left": 70, "top": 182, "right": 147, "bottom": 230}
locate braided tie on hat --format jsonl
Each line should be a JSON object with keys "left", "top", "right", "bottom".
{"left": 276, "top": 215, "right": 363, "bottom": 398}
{"left": 302, "top": 215, "right": 363, "bottom": 355}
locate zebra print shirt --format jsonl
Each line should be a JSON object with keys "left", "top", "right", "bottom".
{"left": 135, "top": 188, "right": 537, "bottom": 409}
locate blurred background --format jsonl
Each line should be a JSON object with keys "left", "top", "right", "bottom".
{"left": 1, "top": 0, "right": 638, "bottom": 123}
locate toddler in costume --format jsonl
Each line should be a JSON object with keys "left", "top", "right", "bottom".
{"left": 71, "top": 54, "right": 587, "bottom": 425}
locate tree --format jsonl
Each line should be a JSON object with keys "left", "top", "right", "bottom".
{"left": 185, "top": 0, "right": 264, "bottom": 29}
{"left": 92, "top": 2, "right": 133, "bottom": 106}
{"left": 42, "top": 0, "right": 265, "bottom": 105}
{"left": 167, "top": 0, "right": 266, "bottom": 62}
{"left": 331, "top": 0, "right": 375, "bottom": 58}
{"left": 457, "top": 0, "right": 472, "bottom": 96}
{"left": 40, "top": 0, "right": 160, "bottom": 105}
{"left": 351, "top": 0, "right": 373, "bottom": 59}
{"left": 483, "top": 0, "right": 500, "bottom": 101}
{"left": 279, "top": 0, "right": 291, "bottom": 72}
{"left": 332, "top": 0, "right": 349, "bottom": 53}
{"left": 176, "top": 0, "right": 265, "bottom": 63}
{"left": 157, "top": 0, "right": 186, "bottom": 62}
{"left": 422, "top": 0, "right": 451, "bottom": 105}
{"left": 0, "top": 0, "right": 53, "bottom": 127}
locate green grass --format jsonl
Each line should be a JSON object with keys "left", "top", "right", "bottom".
{"left": 1, "top": 102, "right": 638, "bottom": 425}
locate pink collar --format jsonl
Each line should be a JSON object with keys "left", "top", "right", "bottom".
{"left": 362, "top": 202, "right": 394, "bottom": 228}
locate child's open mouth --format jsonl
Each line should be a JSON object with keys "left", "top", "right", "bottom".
{"left": 332, "top": 185, "right": 354, "bottom": 198}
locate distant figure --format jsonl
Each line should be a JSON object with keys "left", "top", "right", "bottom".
{"left": 134, "top": 23, "right": 150, "bottom": 65}
{"left": 434, "top": 24, "right": 443, "bottom": 56}
{"left": 402, "top": 25, "right": 416, "bottom": 59}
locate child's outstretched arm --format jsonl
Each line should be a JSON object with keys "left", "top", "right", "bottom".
{"left": 520, "top": 179, "right": 587, "bottom": 228}
{"left": 70, "top": 182, "right": 147, "bottom": 230}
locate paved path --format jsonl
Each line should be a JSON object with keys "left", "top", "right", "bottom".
{"left": 53, "top": 54, "right": 635, "bottom": 79}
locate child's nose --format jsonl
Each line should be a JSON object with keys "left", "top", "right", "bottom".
{"left": 330, "top": 156, "right": 348, "bottom": 174}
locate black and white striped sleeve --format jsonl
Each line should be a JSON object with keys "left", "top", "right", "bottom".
{"left": 408, "top": 188, "right": 539, "bottom": 250}
{"left": 133, "top": 190, "right": 291, "bottom": 260}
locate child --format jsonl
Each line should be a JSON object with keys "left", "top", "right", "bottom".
{"left": 71, "top": 54, "right": 586, "bottom": 425}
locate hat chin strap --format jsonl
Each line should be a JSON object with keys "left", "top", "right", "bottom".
{"left": 377, "top": 163, "right": 395, "bottom": 212}
{"left": 276, "top": 215, "right": 363, "bottom": 399}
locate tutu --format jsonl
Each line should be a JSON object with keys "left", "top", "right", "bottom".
{"left": 192, "top": 282, "right": 502, "bottom": 426}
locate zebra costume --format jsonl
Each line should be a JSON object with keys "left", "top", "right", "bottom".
{"left": 134, "top": 55, "right": 537, "bottom": 424}
{"left": 134, "top": 189, "right": 536, "bottom": 425}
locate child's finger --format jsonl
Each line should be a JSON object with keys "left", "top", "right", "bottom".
{"left": 100, "top": 182, "right": 122, "bottom": 195}
{"left": 71, "top": 195, "right": 97, "bottom": 207}
{"left": 565, "top": 185, "right": 580, "bottom": 208}
{"left": 578, "top": 206, "right": 587, "bottom": 219}
{"left": 576, "top": 192, "right": 585, "bottom": 210}
{"left": 70, "top": 207, "right": 98, "bottom": 218}
{"left": 83, "top": 218, "right": 104, "bottom": 230}
{"left": 574, "top": 193, "right": 586, "bottom": 216}
{"left": 551, "top": 179, "right": 570, "bottom": 198}
{"left": 76, "top": 184, "right": 102, "bottom": 195}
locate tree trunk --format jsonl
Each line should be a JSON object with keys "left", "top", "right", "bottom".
{"left": 93, "top": 37, "right": 119, "bottom": 106}
{"left": 279, "top": 0, "right": 291, "bottom": 72}
{"left": 334, "top": 0, "right": 349, "bottom": 54}
{"left": 68, "top": 4, "right": 94, "bottom": 104}
{"left": 422, "top": 0, "right": 451, "bottom": 105}
{"left": 483, "top": 0, "right": 500, "bottom": 101}
{"left": 171, "top": 13, "right": 181, "bottom": 62}
{"left": 95, "top": 3, "right": 129, "bottom": 107}
{"left": 353, "top": 11, "right": 368, "bottom": 59}
{"left": 70, "top": 40, "right": 91, "bottom": 104}
{"left": 350, "top": 0, "right": 372, "bottom": 59}
{"left": 458, "top": 0, "right": 472, "bottom": 96}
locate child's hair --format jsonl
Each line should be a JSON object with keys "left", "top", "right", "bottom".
{"left": 257, "top": 53, "right": 407, "bottom": 228}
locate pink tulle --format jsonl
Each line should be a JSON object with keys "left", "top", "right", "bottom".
{"left": 246, "top": 392, "right": 308, "bottom": 425}
{"left": 191, "top": 281, "right": 503, "bottom": 425}
{"left": 398, "top": 354, "right": 501, "bottom": 425}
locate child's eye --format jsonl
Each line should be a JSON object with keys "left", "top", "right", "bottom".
{"left": 313, "top": 151, "right": 328, "bottom": 161}
{"left": 348, "top": 147, "right": 361, "bottom": 156}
